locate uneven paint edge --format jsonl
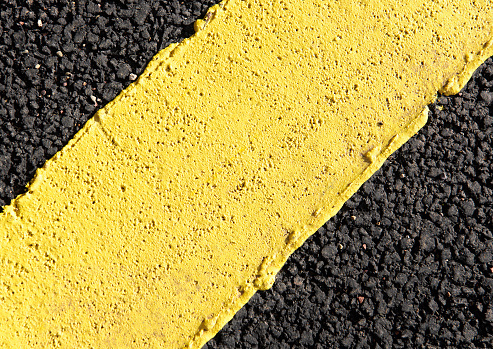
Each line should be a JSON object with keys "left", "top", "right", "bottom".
{"left": 184, "top": 27, "right": 493, "bottom": 349}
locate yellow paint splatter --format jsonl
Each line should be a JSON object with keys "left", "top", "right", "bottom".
{"left": 1, "top": 1, "right": 493, "bottom": 348}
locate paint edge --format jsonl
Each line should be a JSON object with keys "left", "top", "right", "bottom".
{"left": 186, "top": 37, "right": 493, "bottom": 348}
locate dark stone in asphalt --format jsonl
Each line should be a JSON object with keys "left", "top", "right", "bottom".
{"left": 480, "top": 90, "right": 493, "bottom": 104}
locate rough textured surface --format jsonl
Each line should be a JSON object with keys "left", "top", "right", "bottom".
{"left": 210, "top": 63, "right": 493, "bottom": 349}
{"left": 0, "top": 1, "right": 492, "bottom": 348}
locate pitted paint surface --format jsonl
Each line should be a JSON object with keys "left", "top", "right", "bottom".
{"left": 1, "top": 0, "right": 493, "bottom": 348}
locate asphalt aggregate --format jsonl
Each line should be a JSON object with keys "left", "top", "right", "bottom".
{"left": 1, "top": 1, "right": 492, "bottom": 348}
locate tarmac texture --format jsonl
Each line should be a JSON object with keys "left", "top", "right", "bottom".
{"left": 1, "top": 1, "right": 493, "bottom": 348}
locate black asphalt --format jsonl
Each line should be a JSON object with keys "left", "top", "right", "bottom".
{"left": 1, "top": 1, "right": 492, "bottom": 348}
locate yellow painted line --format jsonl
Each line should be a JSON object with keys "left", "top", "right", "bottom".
{"left": 1, "top": 0, "right": 493, "bottom": 348}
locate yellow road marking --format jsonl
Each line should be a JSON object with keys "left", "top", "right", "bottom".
{"left": 1, "top": 0, "right": 493, "bottom": 348}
